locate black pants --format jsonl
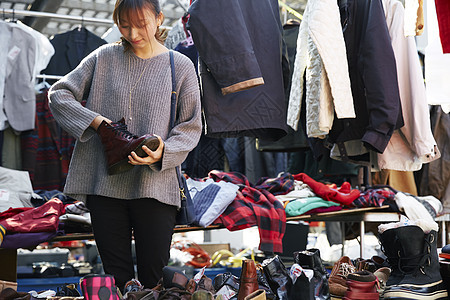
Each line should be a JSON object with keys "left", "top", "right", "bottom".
{"left": 86, "top": 195, "right": 177, "bottom": 290}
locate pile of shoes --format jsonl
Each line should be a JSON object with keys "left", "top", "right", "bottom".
{"left": 326, "top": 222, "right": 449, "bottom": 300}
{"left": 74, "top": 221, "right": 449, "bottom": 300}
{"left": 327, "top": 255, "right": 387, "bottom": 300}
{"left": 117, "top": 251, "right": 329, "bottom": 300}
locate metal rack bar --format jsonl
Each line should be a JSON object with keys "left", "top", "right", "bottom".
{"left": 36, "top": 74, "right": 64, "bottom": 80}
{"left": 1, "top": 8, "right": 114, "bottom": 25}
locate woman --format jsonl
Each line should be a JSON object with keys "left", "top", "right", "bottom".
{"left": 48, "top": 0, "right": 202, "bottom": 290}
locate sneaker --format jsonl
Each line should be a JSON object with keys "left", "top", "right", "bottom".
{"left": 123, "top": 279, "right": 143, "bottom": 299}
{"left": 328, "top": 256, "right": 356, "bottom": 298}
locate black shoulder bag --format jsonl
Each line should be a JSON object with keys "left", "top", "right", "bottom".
{"left": 169, "top": 50, "right": 196, "bottom": 226}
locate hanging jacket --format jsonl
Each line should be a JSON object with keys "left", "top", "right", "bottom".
{"left": 287, "top": 0, "right": 355, "bottom": 137}
{"left": 42, "top": 27, "right": 107, "bottom": 84}
{"left": 377, "top": 0, "right": 440, "bottom": 171}
{"left": 188, "top": 0, "right": 288, "bottom": 141}
{"left": 328, "top": 0, "right": 403, "bottom": 155}
{"left": 2, "top": 21, "right": 37, "bottom": 132}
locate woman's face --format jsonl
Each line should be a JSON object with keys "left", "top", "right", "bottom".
{"left": 118, "top": 7, "right": 163, "bottom": 52}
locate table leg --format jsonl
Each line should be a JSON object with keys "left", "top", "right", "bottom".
{"left": 360, "top": 221, "right": 365, "bottom": 258}
{"left": 341, "top": 221, "right": 345, "bottom": 257}
{"left": 442, "top": 221, "right": 447, "bottom": 247}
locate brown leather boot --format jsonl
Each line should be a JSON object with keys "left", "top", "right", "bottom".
{"left": 237, "top": 259, "right": 259, "bottom": 300}
{"left": 97, "top": 118, "right": 160, "bottom": 175}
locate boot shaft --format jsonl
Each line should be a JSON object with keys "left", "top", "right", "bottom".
{"left": 237, "top": 260, "right": 259, "bottom": 300}
{"left": 293, "top": 249, "right": 330, "bottom": 299}
{"left": 261, "top": 256, "right": 292, "bottom": 300}
{"left": 379, "top": 225, "right": 448, "bottom": 299}
{"left": 380, "top": 226, "right": 441, "bottom": 283}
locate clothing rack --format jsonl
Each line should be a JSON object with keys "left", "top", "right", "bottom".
{"left": 36, "top": 74, "right": 63, "bottom": 80}
{"left": 1, "top": 8, "right": 172, "bottom": 29}
{"left": 1, "top": 8, "right": 113, "bottom": 25}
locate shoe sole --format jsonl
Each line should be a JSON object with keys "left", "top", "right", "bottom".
{"left": 383, "top": 280, "right": 449, "bottom": 300}
{"left": 108, "top": 136, "right": 160, "bottom": 175}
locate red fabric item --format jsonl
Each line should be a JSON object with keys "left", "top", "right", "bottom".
{"left": 304, "top": 205, "right": 343, "bottom": 215}
{"left": 435, "top": 0, "right": 450, "bottom": 53}
{"left": 293, "top": 173, "right": 361, "bottom": 206}
{"left": 0, "top": 207, "right": 33, "bottom": 222}
{"left": 0, "top": 198, "right": 65, "bottom": 233}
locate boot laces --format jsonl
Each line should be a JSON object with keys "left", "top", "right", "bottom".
{"left": 337, "top": 263, "right": 355, "bottom": 278}
{"left": 111, "top": 122, "right": 138, "bottom": 139}
{"left": 397, "top": 235, "right": 433, "bottom": 277}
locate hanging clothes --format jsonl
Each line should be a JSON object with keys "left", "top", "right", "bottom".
{"left": 41, "top": 27, "right": 107, "bottom": 84}
{"left": 435, "top": 0, "right": 450, "bottom": 53}
{"left": 256, "top": 20, "right": 310, "bottom": 152}
{"left": 188, "top": 0, "right": 288, "bottom": 141}
{"left": 21, "top": 89, "right": 76, "bottom": 191}
{"left": 0, "top": 20, "right": 53, "bottom": 133}
{"left": 0, "top": 21, "right": 11, "bottom": 130}
{"left": 1, "top": 21, "right": 37, "bottom": 132}
{"left": 424, "top": 0, "right": 450, "bottom": 111}
{"left": 328, "top": 0, "right": 403, "bottom": 160}
{"left": 376, "top": 0, "right": 440, "bottom": 171}
{"left": 287, "top": 0, "right": 355, "bottom": 137}
{"left": 418, "top": 106, "right": 450, "bottom": 210}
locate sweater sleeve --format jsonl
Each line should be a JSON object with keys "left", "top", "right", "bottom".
{"left": 150, "top": 56, "right": 202, "bottom": 172}
{"left": 48, "top": 50, "right": 101, "bottom": 142}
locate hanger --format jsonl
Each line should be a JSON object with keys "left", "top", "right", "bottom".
{"left": 35, "top": 74, "right": 52, "bottom": 93}
{"left": 78, "top": 15, "right": 84, "bottom": 31}
{"left": 11, "top": 9, "right": 17, "bottom": 23}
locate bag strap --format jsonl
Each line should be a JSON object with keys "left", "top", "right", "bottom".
{"left": 169, "top": 50, "right": 177, "bottom": 130}
{"left": 168, "top": 50, "right": 187, "bottom": 201}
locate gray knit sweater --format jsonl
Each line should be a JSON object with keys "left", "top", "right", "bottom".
{"left": 48, "top": 43, "right": 202, "bottom": 207}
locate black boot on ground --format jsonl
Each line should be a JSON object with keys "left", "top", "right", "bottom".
{"left": 294, "top": 248, "right": 330, "bottom": 300}
{"left": 379, "top": 225, "right": 448, "bottom": 299}
{"left": 97, "top": 118, "right": 160, "bottom": 175}
{"left": 261, "top": 255, "right": 293, "bottom": 300}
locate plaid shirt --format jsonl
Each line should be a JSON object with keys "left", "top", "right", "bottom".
{"left": 209, "top": 171, "right": 288, "bottom": 253}
{"left": 21, "top": 90, "right": 75, "bottom": 190}
{"left": 352, "top": 188, "right": 395, "bottom": 208}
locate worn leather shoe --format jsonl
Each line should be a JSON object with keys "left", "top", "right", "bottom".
{"left": 344, "top": 270, "right": 379, "bottom": 300}
{"left": 97, "top": 118, "right": 160, "bottom": 175}
{"left": 238, "top": 259, "right": 259, "bottom": 300}
{"left": 328, "top": 256, "right": 356, "bottom": 298}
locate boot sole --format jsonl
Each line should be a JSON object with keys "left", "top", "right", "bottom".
{"left": 383, "top": 280, "right": 449, "bottom": 299}
{"left": 108, "top": 136, "right": 160, "bottom": 175}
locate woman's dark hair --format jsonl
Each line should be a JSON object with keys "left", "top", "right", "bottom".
{"left": 113, "top": 0, "right": 166, "bottom": 51}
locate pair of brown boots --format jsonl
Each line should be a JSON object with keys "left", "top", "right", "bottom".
{"left": 96, "top": 118, "right": 160, "bottom": 175}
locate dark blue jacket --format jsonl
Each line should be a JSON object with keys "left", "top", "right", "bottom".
{"left": 188, "top": 0, "right": 288, "bottom": 141}
{"left": 329, "top": 0, "right": 404, "bottom": 153}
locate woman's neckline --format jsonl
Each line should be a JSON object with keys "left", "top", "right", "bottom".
{"left": 128, "top": 46, "right": 169, "bottom": 61}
